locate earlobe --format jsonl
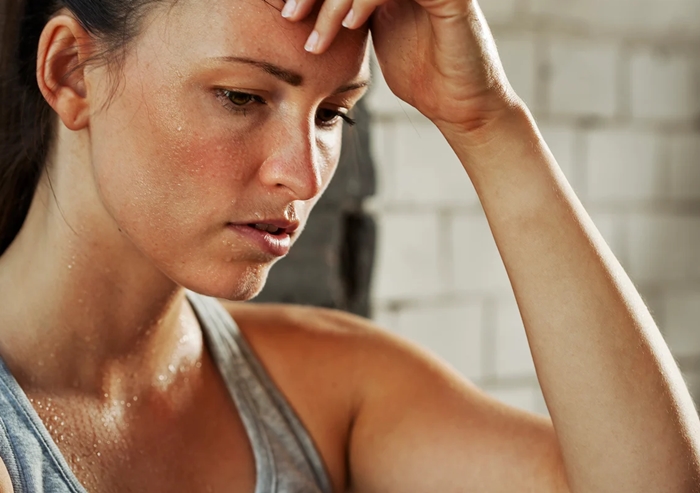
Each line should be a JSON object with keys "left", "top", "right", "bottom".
{"left": 36, "top": 15, "right": 92, "bottom": 131}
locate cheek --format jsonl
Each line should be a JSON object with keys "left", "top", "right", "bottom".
{"left": 90, "top": 89, "right": 257, "bottom": 248}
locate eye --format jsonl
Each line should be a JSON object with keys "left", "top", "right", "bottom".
{"left": 225, "top": 90, "right": 262, "bottom": 106}
{"left": 316, "top": 108, "right": 357, "bottom": 128}
{"left": 217, "top": 90, "right": 266, "bottom": 114}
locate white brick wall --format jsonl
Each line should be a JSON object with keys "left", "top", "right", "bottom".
{"left": 585, "top": 129, "right": 665, "bottom": 202}
{"left": 372, "top": 212, "right": 443, "bottom": 301}
{"left": 494, "top": 300, "right": 537, "bottom": 378}
{"left": 664, "top": 291, "right": 700, "bottom": 358}
{"left": 451, "top": 215, "right": 511, "bottom": 293}
{"left": 367, "top": 0, "right": 700, "bottom": 414}
{"left": 391, "top": 303, "right": 484, "bottom": 380}
{"left": 546, "top": 40, "right": 620, "bottom": 118}
{"left": 530, "top": 0, "right": 700, "bottom": 37}
{"left": 630, "top": 50, "right": 700, "bottom": 121}
{"left": 669, "top": 134, "right": 700, "bottom": 200}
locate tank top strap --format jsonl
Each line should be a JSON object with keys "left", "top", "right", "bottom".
{"left": 0, "top": 359, "right": 87, "bottom": 493}
{"left": 185, "top": 291, "right": 333, "bottom": 493}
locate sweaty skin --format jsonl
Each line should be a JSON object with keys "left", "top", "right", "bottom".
{"left": 0, "top": 0, "right": 368, "bottom": 490}
{"left": 0, "top": 0, "right": 699, "bottom": 491}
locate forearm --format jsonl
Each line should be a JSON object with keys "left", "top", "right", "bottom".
{"left": 439, "top": 106, "right": 700, "bottom": 493}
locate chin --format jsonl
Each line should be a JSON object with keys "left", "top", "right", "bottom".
{"left": 174, "top": 259, "right": 274, "bottom": 302}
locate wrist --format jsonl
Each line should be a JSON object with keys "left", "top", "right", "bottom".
{"left": 434, "top": 99, "right": 533, "bottom": 148}
{"left": 433, "top": 102, "right": 544, "bottom": 175}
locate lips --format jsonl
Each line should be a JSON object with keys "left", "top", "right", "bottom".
{"left": 227, "top": 223, "right": 294, "bottom": 257}
{"left": 243, "top": 219, "right": 299, "bottom": 236}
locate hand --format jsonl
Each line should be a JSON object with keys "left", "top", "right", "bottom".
{"left": 282, "top": 0, "right": 522, "bottom": 133}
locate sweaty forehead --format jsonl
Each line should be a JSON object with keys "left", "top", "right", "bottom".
{"left": 158, "top": 0, "right": 370, "bottom": 83}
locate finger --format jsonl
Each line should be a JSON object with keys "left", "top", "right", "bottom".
{"left": 281, "top": 0, "right": 319, "bottom": 22}
{"left": 302, "top": 0, "right": 355, "bottom": 53}
{"left": 340, "top": 0, "right": 382, "bottom": 29}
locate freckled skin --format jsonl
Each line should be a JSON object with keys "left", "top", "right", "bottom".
{"left": 86, "top": 0, "right": 370, "bottom": 300}
{"left": 0, "top": 2, "right": 370, "bottom": 490}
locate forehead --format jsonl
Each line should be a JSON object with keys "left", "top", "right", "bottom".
{"left": 145, "top": 0, "right": 370, "bottom": 87}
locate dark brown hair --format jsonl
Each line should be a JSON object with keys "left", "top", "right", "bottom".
{"left": 0, "top": 0, "right": 165, "bottom": 255}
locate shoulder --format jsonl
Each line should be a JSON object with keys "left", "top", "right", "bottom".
{"left": 219, "top": 301, "right": 385, "bottom": 398}
{"left": 220, "top": 301, "right": 433, "bottom": 374}
{"left": 219, "top": 301, "right": 479, "bottom": 413}
{"left": 0, "top": 458, "right": 12, "bottom": 493}
{"left": 219, "top": 302, "right": 567, "bottom": 493}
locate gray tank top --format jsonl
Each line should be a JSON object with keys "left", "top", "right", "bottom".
{"left": 0, "top": 291, "right": 333, "bottom": 493}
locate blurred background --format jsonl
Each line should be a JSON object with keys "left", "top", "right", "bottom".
{"left": 259, "top": 0, "right": 700, "bottom": 415}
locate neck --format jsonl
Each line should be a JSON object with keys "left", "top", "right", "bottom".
{"left": 0, "top": 125, "right": 205, "bottom": 398}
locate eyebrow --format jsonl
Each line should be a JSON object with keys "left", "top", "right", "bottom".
{"left": 213, "top": 56, "right": 370, "bottom": 95}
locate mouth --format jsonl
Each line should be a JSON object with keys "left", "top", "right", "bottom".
{"left": 247, "top": 223, "right": 288, "bottom": 236}
{"left": 227, "top": 222, "right": 296, "bottom": 257}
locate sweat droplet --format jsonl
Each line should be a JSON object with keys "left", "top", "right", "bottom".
{"left": 158, "top": 375, "right": 165, "bottom": 382}
{"left": 177, "top": 126, "right": 182, "bottom": 131}
{"left": 168, "top": 364, "right": 176, "bottom": 373}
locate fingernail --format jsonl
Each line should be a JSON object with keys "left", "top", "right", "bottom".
{"left": 305, "top": 30, "right": 320, "bottom": 53}
{"left": 342, "top": 9, "right": 355, "bottom": 28}
{"left": 281, "top": 0, "right": 296, "bottom": 18}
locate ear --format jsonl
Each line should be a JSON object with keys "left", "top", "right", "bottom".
{"left": 36, "top": 14, "right": 93, "bottom": 131}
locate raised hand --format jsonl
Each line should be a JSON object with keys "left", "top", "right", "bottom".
{"left": 281, "top": 0, "right": 521, "bottom": 133}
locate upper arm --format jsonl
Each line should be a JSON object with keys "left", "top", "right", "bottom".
{"left": 346, "top": 322, "right": 571, "bottom": 493}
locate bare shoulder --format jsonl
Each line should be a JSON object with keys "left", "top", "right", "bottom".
{"left": 219, "top": 300, "right": 437, "bottom": 396}
{"left": 221, "top": 301, "right": 569, "bottom": 493}
{"left": 219, "top": 301, "right": 386, "bottom": 492}
{"left": 218, "top": 301, "right": 390, "bottom": 414}
{"left": 0, "top": 458, "right": 13, "bottom": 493}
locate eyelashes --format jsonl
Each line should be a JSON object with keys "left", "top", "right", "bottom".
{"left": 216, "top": 89, "right": 357, "bottom": 128}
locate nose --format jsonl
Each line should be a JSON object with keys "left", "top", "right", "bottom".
{"left": 258, "top": 121, "right": 329, "bottom": 202}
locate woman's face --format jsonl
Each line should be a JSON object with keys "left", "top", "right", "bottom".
{"left": 84, "top": 0, "right": 370, "bottom": 299}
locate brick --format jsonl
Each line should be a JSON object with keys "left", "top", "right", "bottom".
{"left": 393, "top": 119, "right": 479, "bottom": 207}
{"left": 530, "top": 0, "right": 700, "bottom": 37}
{"left": 394, "top": 302, "right": 484, "bottom": 380}
{"left": 538, "top": 124, "right": 578, "bottom": 188}
{"left": 669, "top": 133, "right": 700, "bottom": 200}
{"left": 478, "top": 0, "right": 520, "bottom": 24}
{"left": 627, "top": 214, "right": 700, "bottom": 284}
{"left": 495, "top": 33, "right": 538, "bottom": 109}
{"left": 662, "top": 291, "right": 700, "bottom": 358}
{"left": 585, "top": 129, "right": 664, "bottom": 202}
{"left": 451, "top": 214, "right": 512, "bottom": 293}
{"left": 484, "top": 385, "right": 547, "bottom": 415}
{"left": 546, "top": 40, "right": 620, "bottom": 118}
{"left": 372, "top": 212, "right": 443, "bottom": 301}
{"left": 630, "top": 51, "right": 700, "bottom": 122}
{"left": 495, "top": 299, "right": 537, "bottom": 378}
{"left": 368, "top": 120, "right": 394, "bottom": 203}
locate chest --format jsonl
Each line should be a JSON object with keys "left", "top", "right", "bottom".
{"left": 26, "top": 370, "right": 257, "bottom": 493}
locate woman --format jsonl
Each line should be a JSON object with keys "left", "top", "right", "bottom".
{"left": 0, "top": 0, "right": 698, "bottom": 491}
